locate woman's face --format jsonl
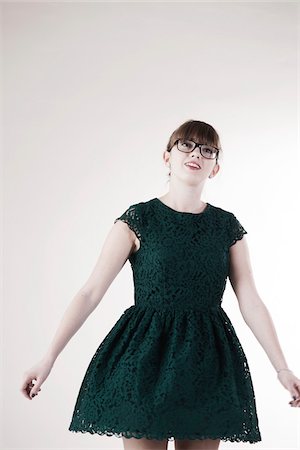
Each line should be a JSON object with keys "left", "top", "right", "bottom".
{"left": 163, "top": 141, "right": 220, "bottom": 183}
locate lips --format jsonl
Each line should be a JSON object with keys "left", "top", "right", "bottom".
{"left": 185, "top": 161, "right": 201, "bottom": 169}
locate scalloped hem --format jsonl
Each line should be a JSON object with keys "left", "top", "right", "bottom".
{"left": 68, "top": 426, "right": 262, "bottom": 444}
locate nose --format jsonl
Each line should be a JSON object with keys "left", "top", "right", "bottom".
{"left": 190, "top": 145, "right": 202, "bottom": 157}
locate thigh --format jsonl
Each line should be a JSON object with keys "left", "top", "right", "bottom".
{"left": 175, "top": 438, "right": 221, "bottom": 450}
{"left": 122, "top": 436, "right": 168, "bottom": 450}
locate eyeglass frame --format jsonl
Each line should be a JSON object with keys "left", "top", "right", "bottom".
{"left": 171, "top": 139, "right": 220, "bottom": 162}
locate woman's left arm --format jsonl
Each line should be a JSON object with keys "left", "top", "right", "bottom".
{"left": 229, "top": 236, "right": 300, "bottom": 408}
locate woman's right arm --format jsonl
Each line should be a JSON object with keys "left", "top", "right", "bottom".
{"left": 20, "top": 219, "right": 137, "bottom": 400}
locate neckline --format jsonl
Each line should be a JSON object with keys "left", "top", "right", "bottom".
{"left": 154, "top": 197, "right": 211, "bottom": 216}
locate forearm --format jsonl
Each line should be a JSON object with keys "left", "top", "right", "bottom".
{"left": 43, "top": 290, "right": 98, "bottom": 365}
{"left": 240, "top": 302, "right": 291, "bottom": 373}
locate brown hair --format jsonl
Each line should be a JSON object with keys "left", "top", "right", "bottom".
{"left": 165, "top": 119, "right": 222, "bottom": 177}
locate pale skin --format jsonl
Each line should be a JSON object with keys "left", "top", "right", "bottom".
{"left": 21, "top": 141, "right": 300, "bottom": 450}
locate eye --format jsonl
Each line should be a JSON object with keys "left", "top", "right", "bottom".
{"left": 203, "top": 147, "right": 214, "bottom": 154}
{"left": 181, "top": 140, "right": 193, "bottom": 148}
{"left": 201, "top": 146, "right": 218, "bottom": 159}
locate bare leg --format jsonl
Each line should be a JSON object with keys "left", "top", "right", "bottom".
{"left": 175, "top": 438, "right": 221, "bottom": 450}
{"left": 122, "top": 436, "right": 168, "bottom": 450}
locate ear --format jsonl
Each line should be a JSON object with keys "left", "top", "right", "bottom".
{"left": 162, "top": 150, "right": 170, "bottom": 166}
{"left": 209, "top": 162, "right": 220, "bottom": 178}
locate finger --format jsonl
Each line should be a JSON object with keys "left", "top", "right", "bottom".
{"left": 289, "top": 399, "right": 300, "bottom": 407}
{"left": 20, "top": 377, "right": 36, "bottom": 398}
{"left": 21, "top": 384, "right": 33, "bottom": 399}
{"left": 30, "top": 384, "right": 42, "bottom": 398}
{"left": 30, "top": 389, "right": 38, "bottom": 398}
{"left": 25, "top": 382, "right": 40, "bottom": 399}
{"left": 290, "top": 389, "right": 300, "bottom": 400}
{"left": 20, "top": 379, "right": 33, "bottom": 393}
{"left": 293, "top": 383, "right": 300, "bottom": 396}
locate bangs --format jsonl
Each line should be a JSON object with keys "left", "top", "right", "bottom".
{"left": 167, "top": 120, "right": 221, "bottom": 152}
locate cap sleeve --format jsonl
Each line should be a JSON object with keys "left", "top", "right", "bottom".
{"left": 114, "top": 203, "right": 142, "bottom": 241}
{"left": 228, "top": 212, "right": 247, "bottom": 247}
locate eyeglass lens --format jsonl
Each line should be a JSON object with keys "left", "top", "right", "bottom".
{"left": 177, "top": 139, "right": 218, "bottom": 159}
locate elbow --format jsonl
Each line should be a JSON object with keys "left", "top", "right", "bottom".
{"left": 239, "top": 298, "right": 267, "bottom": 324}
{"left": 78, "top": 287, "right": 101, "bottom": 307}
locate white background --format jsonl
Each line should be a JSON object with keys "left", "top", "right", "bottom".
{"left": 1, "top": 1, "right": 300, "bottom": 449}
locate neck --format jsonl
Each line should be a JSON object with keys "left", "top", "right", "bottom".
{"left": 160, "top": 182, "right": 206, "bottom": 213}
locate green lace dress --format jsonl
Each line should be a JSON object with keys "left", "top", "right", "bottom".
{"left": 68, "top": 197, "right": 262, "bottom": 443}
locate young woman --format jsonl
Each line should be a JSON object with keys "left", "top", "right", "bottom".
{"left": 21, "top": 120, "right": 300, "bottom": 450}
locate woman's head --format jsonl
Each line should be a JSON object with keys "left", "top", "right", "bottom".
{"left": 163, "top": 120, "right": 222, "bottom": 183}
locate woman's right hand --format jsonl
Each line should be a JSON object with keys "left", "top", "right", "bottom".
{"left": 20, "top": 357, "right": 54, "bottom": 400}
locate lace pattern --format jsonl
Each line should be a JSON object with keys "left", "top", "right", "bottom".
{"left": 68, "top": 198, "right": 261, "bottom": 443}
{"left": 114, "top": 204, "right": 142, "bottom": 242}
{"left": 70, "top": 427, "right": 260, "bottom": 443}
{"left": 228, "top": 212, "right": 248, "bottom": 247}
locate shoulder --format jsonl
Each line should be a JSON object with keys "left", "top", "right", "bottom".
{"left": 131, "top": 198, "right": 155, "bottom": 208}
{"left": 209, "top": 204, "right": 247, "bottom": 241}
{"left": 114, "top": 198, "right": 154, "bottom": 227}
{"left": 209, "top": 203, "right": 237, "bottom": 221}
{"left": 211, "top": 204, "right": 248, "bottom": 247}
{"left": 126, "top": 198, "right": 155, "bottom": 216}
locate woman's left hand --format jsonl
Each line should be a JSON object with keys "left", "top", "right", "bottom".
{"left": 277, "top": 370, "right": 300, "bottom": 407}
